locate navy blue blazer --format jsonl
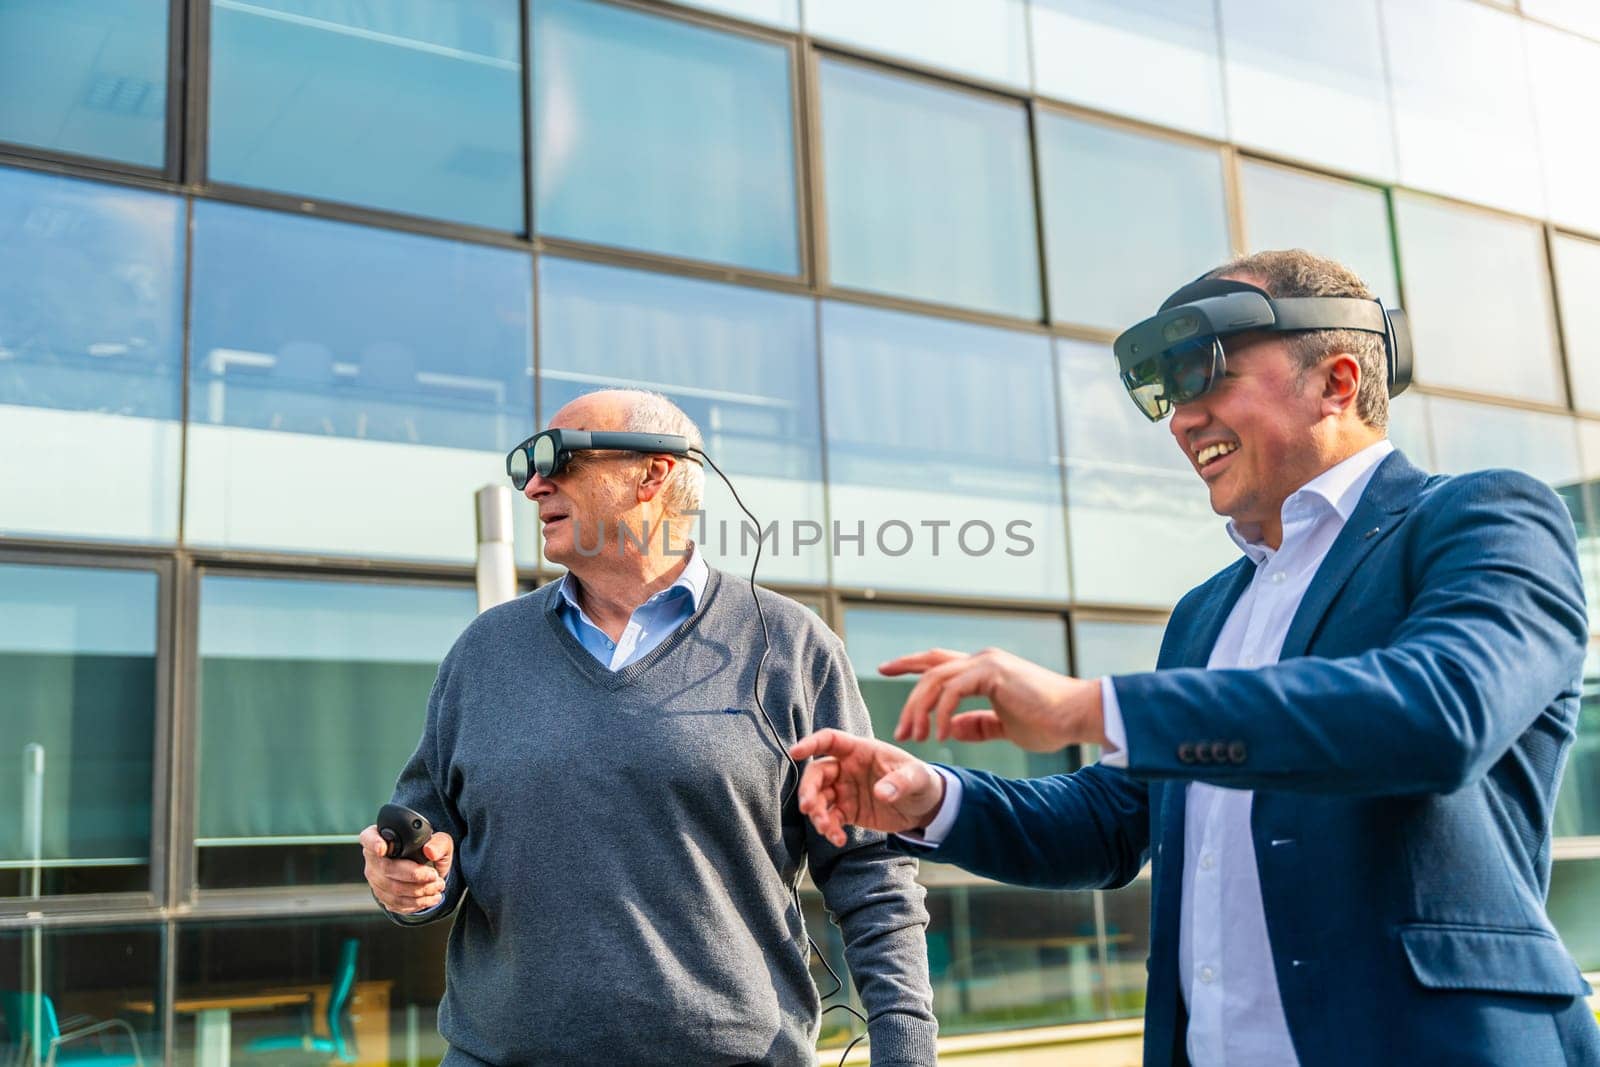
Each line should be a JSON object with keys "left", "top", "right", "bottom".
{"left": 908, "top": 451, "right": 1600, "bottom": 1065}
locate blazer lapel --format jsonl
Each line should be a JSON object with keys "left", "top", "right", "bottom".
{"left": 1278, "top": 450, "right": 1429, "bottom": 661}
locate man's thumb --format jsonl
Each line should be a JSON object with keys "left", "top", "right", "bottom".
{"left": 423, "top": 833, "right": 452, "bottom": 871}
{"left": 873, "top": 763, "right": 939, "bottom": 817}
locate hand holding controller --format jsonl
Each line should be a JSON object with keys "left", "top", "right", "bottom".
{"left": 360, "top": 804, "right": 455, "bottom": 914}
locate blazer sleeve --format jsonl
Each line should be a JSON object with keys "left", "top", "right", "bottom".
{"left": 1113, "top": 470, "right": 1588, "bottom": 796}
{"left": 890, "top": 762, "right": 1151, "bottom": 890}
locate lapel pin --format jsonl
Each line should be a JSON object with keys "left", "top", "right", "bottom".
{"left": 1363, "top": 526, "right": 1380, "bottom": 540}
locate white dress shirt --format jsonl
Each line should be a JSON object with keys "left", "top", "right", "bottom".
{"left": 916, "top": 439, "right": 1394, "bottom": 1066}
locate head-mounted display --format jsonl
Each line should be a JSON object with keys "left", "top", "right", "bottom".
{"left": 505, "top": 428, "right": 695, "bottom": 490}
{"left": 1111, "top": 277, "right": 1413, "bottom": 421}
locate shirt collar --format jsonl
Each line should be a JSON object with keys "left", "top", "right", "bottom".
{"left": 558, "top": 541, "right": 708, "bottom": 614}
{"left": 1226, "top": 439, "right": 1395, "bottom": 563}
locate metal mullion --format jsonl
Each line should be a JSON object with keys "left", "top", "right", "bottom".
{"left": 148, "top": 556, "right": 180, "bottom": 915}
{"left": 1543, "top": 223, "right": 1578, "bottom": 413}
{"left": 181, "top": 0, "right": 209, "bottom": 188}
{"left": 533, "top": 235, "right": 812, "bottom": 296}
{"left": 0, "top": 148, "right": 175, "bottom": 193}
{"left": 805, "top": 38, "right": 1032, "bottom": 105}
{"left": 788, "top": 29, "right": 817, "bottom": 288}
{"left": 801, "top": 39, "right": 830, "bottom": 292}
{"left": 175, "top": 548, "right": 476, "bottom": 585}
{"left": 168, "top": 556, "right": 200, "bottom": 910}
{"left": 520, "top": 0, "right": 535, "bottom": 241}
{"left": 1069, "top": 605, "right": 1173, "bottom": 628}
{"left": 1221, "top": 143, "right": 1247, "bottom": 257}
{"left": 1032, "top": 94, "right": 1227, "bottom": 156}
{"left": 1405, "top": 381, "right": 1581, "bottom": 420}
{"left": 1025, "top": 98, "right": 1053, "bottom": 326}
{"left": 822, "top": 284, "right": 1054, "bottom": 336}
{"left": 0, "top": 906, "right": 169, "bottom": 932}
{"left": 163, "top": 0, "right": 186, "bottom": 183}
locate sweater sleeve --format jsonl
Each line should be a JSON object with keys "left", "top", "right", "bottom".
{"left": 382, "top": 649, "right": 470, "bottom": 927}
{"left": 803, "top": 635, "right": 938, "bottom": 1066}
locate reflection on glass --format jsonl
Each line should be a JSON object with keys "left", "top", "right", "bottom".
{"left": 1526, "top": 25, "right": 1600, "bottom": 235}
{"left": 1100, "top": 878, "right": 1152, "bottom": 1016}
{"left": 0, "top": 165, "right": 183, "bottom": 543}
{"left": 1549, "top": 860, "right": 1600, "bottom": 971}
{"left": 805, "top": 0, "right": 1029, "bottom": 87}
{"left": 1074, "top": 619, "right": 1165, "bottom": 679}
{"left": 186, "top": 201, "right": 535, "bottom": 561}
{"left": 1576, "top": 423, "right": 1600, "bottom": 638}
{"left": 925, "top": 883, "right": 1110, "bottom": 1032}
{"left": 175, "top": 916, "right": 450, "bottom": 1067}
{"left": 1384, "top": 392, "right": 1433, "bottom": 472}
{"left": 1553, "top": 647, "right": 1600, "bottom": 839}
{"left": 0, "top": 565, "right": 156, "bottom": 898}
{"left": 1219, "top": 0, "right": 1393, "bottom": 179}
{"left": 819, "top": 60, "right": 1041, "bottom": 319}
{"left": 844, "top": 605, "right": 1069, "bottom": 779}
{"left": 1382, "top": 0, "right": 1543, "bottom": 216}
{"left": 0, "top": 925, "right": 163, "bottom": 1066}
{"left": 533, "top": 0, "right": 798, "bottom": 273}
{"left": 1030, "top": 0, "right": 1225, "bottom": 138}
{"left": 822, "top": 303, "right": 1067, "bottom": 599}
{"left": 195, "top": 576, "right": 475, "bottom": 889}
{"left": 1037, "top": 114, "right": 1230, "bottom": 330}
{"left": 537, "top": 257, "right": 826, "bottom": 583}
{"left": 1393, "top": 195, "right": 1563, "bottom": 406}
{"left": 1553, "top": 235, "right": 1600, "bottom": 414}
{"left": 1239, "top": 163, "right": 1398, "bottom": 305}
{"left": 208, "top": 0, "right": 523, "bottom": 229}
{"left": 0, "top": 0, "right": 167, "bottom": 167}
{"left": 1057, "top": 340, "right": 1235, "bottom": 607}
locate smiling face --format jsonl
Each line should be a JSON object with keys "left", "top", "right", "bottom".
{"left": 1168, "top": 330, "right": 1332, "bottom": 544}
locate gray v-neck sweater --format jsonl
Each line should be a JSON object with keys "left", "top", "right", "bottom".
{"left": 387, "top": 569, "right": 936, "bottom": 1066}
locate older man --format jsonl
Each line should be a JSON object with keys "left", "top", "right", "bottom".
{"left": 360, "top": 389, "right": 936, "bottom": 1066}
{"left": 791, "top": 250, "right": 1600, "bottom": 1066}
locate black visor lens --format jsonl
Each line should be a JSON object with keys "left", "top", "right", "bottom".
{"left": 507, "top": 446, "right": 530, "bottom": 490}
{"left": 532, "top": 434, "right": 558, "bottom": 477}
{"left": 1166, "top": 337, "right": 1221, "bottom": 404}
{"left": 1122, "top": 356, "right": 1170, "bottom": 421}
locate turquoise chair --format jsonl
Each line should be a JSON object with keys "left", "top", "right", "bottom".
{"left": 244, "top": 939, "right": 360, "bottom": 1063}
{"left": 0, "top": 991, "right": 143, "bottom": 1067}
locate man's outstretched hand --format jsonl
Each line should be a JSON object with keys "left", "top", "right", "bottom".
{"left": 788, "top": 730, "right": 946, "bottom": 847}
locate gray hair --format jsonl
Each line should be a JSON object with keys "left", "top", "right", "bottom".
{"left": 613, "top": 389, "right": 706, "bottom": 516}
{"left": 1204, "top": 249, "right": 1389, "bottom": 431}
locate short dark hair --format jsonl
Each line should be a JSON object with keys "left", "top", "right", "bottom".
{"left": 1204, "top": 249, "right": 1389, "bottom": 431}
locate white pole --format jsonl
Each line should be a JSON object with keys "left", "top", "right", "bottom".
{"left": 474, "top": 486, "right": 518, "bottom": 614}
{"left": 22, "top": 743, "right": 44, "bottom": 1067}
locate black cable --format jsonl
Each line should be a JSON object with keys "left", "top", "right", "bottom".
{"left": 691, "top": 448, "right": 871, "bottom": 1067}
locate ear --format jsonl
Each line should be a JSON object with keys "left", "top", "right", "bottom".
{"left": 636, "top": 455, "right": 675, "bottom": 504}
{"left": 1320, "top": 352, "right": 1361, "bottom": 417}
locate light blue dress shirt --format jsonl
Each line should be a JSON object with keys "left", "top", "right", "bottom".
{"left": 556, "top": 545, "right": 709, "bottom": 670}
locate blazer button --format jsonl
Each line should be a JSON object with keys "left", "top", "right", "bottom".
{"left": 1228, "top": 741, "right": 1247, "bottom": 763}
{"left": 1194, "top": 742, "right": 1212, "bottom": 763}
{"left": 1209, "top": 741, "right": 1229, "bottom": 763}
{"left": 1178, "top": 743, "right": 1195, "bottom": 763}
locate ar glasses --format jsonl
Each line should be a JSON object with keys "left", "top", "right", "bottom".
{"left": 504, "top": 428, "right": 695, "bottom": 491}
{"left": 1112, "top": 290, "right": 1412, "bottom": 422}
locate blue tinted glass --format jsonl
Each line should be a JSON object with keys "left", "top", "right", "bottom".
{"left": 820, "top": 60, "right": 1041, "bottom": 319}
{"left": 208, "top": 0, "right": 523, "bottom": 230}
{"left": 533, "top": 0, "right": 798, "bottom": 273}
{"left": 0, "top": 166, "right": 183, "bottom": 417}
{"left": 538, "top": 257, "right": 824, "bottom": 583}
{"left": 0, "top": 0, "right": 167, "bottom": 167}
{"left": 1038, "top": 113, "right": 1230, "bottom": 330}
{"left": 822, "top": 302, "right": 1066, "bottom": 600}
{"left": 186, "top": 201, "right": 535, "bottom": 560}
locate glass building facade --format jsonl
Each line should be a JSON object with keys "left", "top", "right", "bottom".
{"left": 2, "top": 0, "right": 1599, "bottom": 1060}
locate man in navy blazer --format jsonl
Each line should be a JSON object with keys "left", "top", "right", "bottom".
{"left": 791, "top": 250, "right": 1600, "bottom": 1065}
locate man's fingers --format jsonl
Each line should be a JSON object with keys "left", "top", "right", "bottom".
{"left": 896, "top": 658, "right": 966, "bottom": 742}
{"left": 358, "top": 825, "right": 388, "bottom": 859}
{"left": 797, "top": 758, "right": 840, "bottom": 812}
{"left": 949, "top": 709, "right": 1007, "bottom": 743}
{"left": 878, "top": 648, "right": 965, "bottom": 677}
{"left": 789, "top": 728, "right": 858, "bottom": 763}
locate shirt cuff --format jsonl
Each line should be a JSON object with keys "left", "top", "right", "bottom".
{"left": 893, "top": 765, "right": 963, "bottom": 848}
{"left": 1099, "top": 676, "right": 1129, "bottom": 768}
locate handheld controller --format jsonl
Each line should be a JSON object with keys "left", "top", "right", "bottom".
{"left": 376, "top": 803, "right": 433, "bottom": 862}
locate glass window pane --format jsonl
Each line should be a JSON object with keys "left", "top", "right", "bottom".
{"left": 1073, "top": 619, "right": 1165, "bottom": 678}
{"left": 1, "top": 563, "right": 157, "bottom": 897}
{"left": 805, "top": 0, "right": 1029, "bottom": 88}
{"left": 0, "top": 925, "right": 164, "bottom": 1064}
{"left": 0, "top": 166, "right": 183, "bottom": 544}
{"left": 0, "top": 0, "right": 167, "bottom": 168}
{"left": 1057, "top": 340, "right": 1236, "bottom": 607}
{"left": 1574, "top": 422, "right": 1600, "bottom": 635}
{"left": 186, "top": 201, "right": 536, "bottom": 563}
{"left": 822, "top": 303, "right": 1067, "bottom": 600}
{"left": 1038, "top": 114, "right": 1230, "bottom": 331}
{"left": 1554, "top": 234, "right": 1600, "bottom": 415}
{"left": 819, "top": 60, "right": 1041, "bottom": 319}
{"left": 1030, "top": 0, "right": 1225, "bottom": 139}
{"left": 1385, "top": 391, "right": 1434, "bottom": 471}
{"left": 1382, "top": 0, "right": 1544, "bottom": 217}
{"left": 537, "top": 257, "right": 826, "bottom": 584}
{"left": 843, "top": 605, "right": 1069, "bottom": 778}
{"left": 176, "top": 916, "right": 450, "bottom": 1067}
{"left": 1523, "top": 0, "right": 1600, "bottom": 38}
{"left": 208, "top": 0, "right": 523, "bottom": 230}
{"left": 1239, "top": 162, "right": 1399, "bottom": 306}
{"left": 1393, "top": 195, "right": 1563, "bottom": 405}
{"left": 1219, "top": 0, "right": 1393, "bottom": 180}
{"left": 1554, "top": 646, "right": 1600, "bottom": 838}
{"left": 533, "top": 0, "right": 798, "bottom": 273}
{"left": 195, "top": 575, "right": 475, "bottom": 889}
{"left": 1101, "top": 878, "right": 1152, "bottom": 1016}
{"left": 1548, "top": 859, "right": 1600, "bottom": 970}
{"left": 1526, "top": 24, "right": 1600, "bottom": 235}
